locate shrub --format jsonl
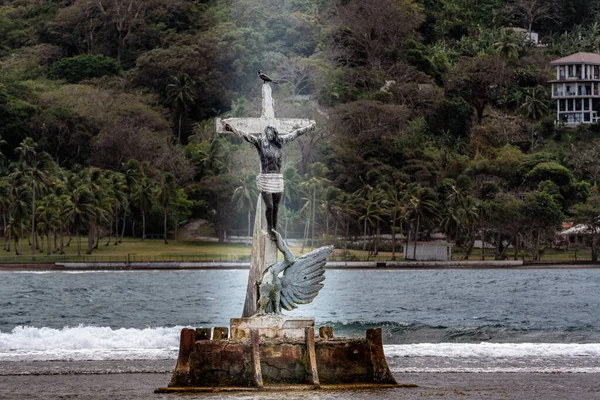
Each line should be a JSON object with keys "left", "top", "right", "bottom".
{"left": 50, "top": 54, "right": 121, "bottom": 83}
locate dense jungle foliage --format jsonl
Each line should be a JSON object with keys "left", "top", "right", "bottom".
{"left": 3, "top": 0, "right": 600, "bottom": 260}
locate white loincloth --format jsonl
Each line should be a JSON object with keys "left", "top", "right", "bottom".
{"left": 256, "top": 173, "right": 284, "bottom": 193}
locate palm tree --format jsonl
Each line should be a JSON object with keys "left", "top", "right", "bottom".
{"left": 456, "top": 195, "right": 481, "bottom": 259}
{"left": 36, "top": 194, "right": 60, "bottom": 256}
{"left": 13, "top": 138, "right": 55, "bottom": 261}
{"left": 107, "top": 172, "right": 126, "bottom": 246}
{"left": 406, "top": 183, "right": 439, "bottom": 260}
{"left": 156, "top": 173, "right": 177, "bottom": 244}
{"left": 381, "top": 179, "right": 406, "bottom": 261}
{"left": 521, "top": 86, "right": 550, "bottom": 150}
{"left": 493, "top": 28, "right": 522, "bottom": 60}
{"left": 282, "top": 167, "right": 302, "bottom": 239}
{"left": 232, "top": 173, "right": 258, "bottom": 239}
{"left": 0, "top": 178, "right": 13, "bottom": 251}
{"left": 62, "top": 185, "right": 95, "bottom": 256}
{"left": 119, "top": 160, "right": 144, "bottom": 243}
{"left": 133, "top": 178, "right": 155, "bottom": 240}
{"left": 521, "top": 86, "right": 549, "bottom": 121}
{"left": 358, "top": 187, "right": 386, "bottom": 257}
{"left": 166, "top": 74, "right": 196, "bottom": 142}
{"left": 299, "top": 163, "right": 330, "bottom": 250}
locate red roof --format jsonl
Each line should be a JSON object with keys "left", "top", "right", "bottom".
{"left": 550, "top": 52, "right": 600, "bottom": 65}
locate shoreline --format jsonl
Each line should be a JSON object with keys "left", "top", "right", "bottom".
{"left": 0, "top": 260, "right": 599, "bottom": 271}
{"left": 1, "top": 371, "right": 599, "bottom": 400}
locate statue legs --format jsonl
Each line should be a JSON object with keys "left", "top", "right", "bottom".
{"left": 261, "top": 192, "right": 282, "bottom": 233}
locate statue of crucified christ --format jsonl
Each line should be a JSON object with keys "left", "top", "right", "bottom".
{"left": 223, "top": 121, "right": 316, "bottom": 236}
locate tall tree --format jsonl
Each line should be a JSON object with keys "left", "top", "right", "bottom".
{"left": 156, "top": 173, "right": 178, "bottom": 244}
{"left": 166, "top": 74, "right": 196, "bottom": 143}
{"left": 232, "top": 173, "right": 258, "bottom": 239}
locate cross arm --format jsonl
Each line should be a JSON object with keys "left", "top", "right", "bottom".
{"left": 279, "top": 121, "right": 316, "bottom": 144}
{"left": 220, "top": 119, "right": 258, "bottom": 146}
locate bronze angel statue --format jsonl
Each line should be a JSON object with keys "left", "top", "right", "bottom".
{"left": 257, "top": 231, "right": 333, "bottom": 315}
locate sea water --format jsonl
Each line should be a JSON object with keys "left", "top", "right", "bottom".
{"left": 1, "top": 269, "right": 600, "bottom": 375}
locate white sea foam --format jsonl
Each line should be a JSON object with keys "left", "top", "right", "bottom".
{"left": 0, "top": 325, "right": 182, "bottom": 361}
{"left": 2, "top": 326, "right": 600, "bottom": 370}
{"left": 385, "top": 343, "right": 600, "bottom": 359}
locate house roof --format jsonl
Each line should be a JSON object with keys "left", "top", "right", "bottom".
{"left": 550, "top": 52, "right": 600, "bottom": 65}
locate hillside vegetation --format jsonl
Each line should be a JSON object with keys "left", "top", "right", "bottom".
{"left": 2, "top": 0, "right": 600, "bottom": 260}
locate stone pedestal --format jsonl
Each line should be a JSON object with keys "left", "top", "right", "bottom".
{"left": 160, "top": 322, "right": 398, "bottom": 392}
{"left": 231, "top": 315, "right": 315, "bottom": 340}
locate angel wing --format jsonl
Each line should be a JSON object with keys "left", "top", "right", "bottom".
{"left": 279, "top": 245, "right": 333, "bottom": 311}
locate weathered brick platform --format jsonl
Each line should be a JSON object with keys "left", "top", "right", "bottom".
{"left": 156, "top": 317, "right": 398, "bottom": 392}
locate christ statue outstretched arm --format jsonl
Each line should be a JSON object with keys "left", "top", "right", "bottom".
{"left": 223, "top": 122, "right": 258, "bottom": 147}
{"left": 279, "top": 122, "right": 316, "bottom": 144}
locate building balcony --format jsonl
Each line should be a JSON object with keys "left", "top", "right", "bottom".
{"left": 553, "top": 91, "right": 599, "bottom": 97}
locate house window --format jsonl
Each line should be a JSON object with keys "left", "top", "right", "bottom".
{"left": 560, "top": 99, "right": 566, "bottom": 111}
{"left": 576, "top": 99, "right": 582, "bottom": 110}
{"left": 585, "top": 113, "right": 591, "bottom": 122}
{"left": 568, "top": 65, "right": 574, "bottom": 76}
{"left": 568, "top": 99, "right": 574, "bottom": 111}
{"left": 584, "top": 100, "right": 590, "bottom": 110}
{"left": 595, "top": 66, "right": 599, "bottom": 79}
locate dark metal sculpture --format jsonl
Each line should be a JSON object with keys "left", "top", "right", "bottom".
{"left": 223, "top": 122, "right": 315, "bottom": 234}
{"left": 257, "top": 230, "right": 332, "bottom": 315}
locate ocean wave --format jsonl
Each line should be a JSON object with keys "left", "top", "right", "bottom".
{"left": 0, "top": 325, "right": 181, "bottom": 361}
{"left": 386, "top": 343, "right": 600, "bottom": 359}
{"left": 321, "top": 321, "right": 600, "bottom": 344}
{"left": 2, "top": 325, "right": 600, "bottom": 364}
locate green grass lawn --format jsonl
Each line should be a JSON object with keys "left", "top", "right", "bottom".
{"left": 0, "top": 235, "right": 591, "bottom": 264}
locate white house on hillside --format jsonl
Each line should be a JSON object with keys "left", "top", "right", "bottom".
{"left": 506, "top": 26, "right": 540, "bottom": 46}
{"left": 549, "top": 52, "right": 600, "bottom": 125}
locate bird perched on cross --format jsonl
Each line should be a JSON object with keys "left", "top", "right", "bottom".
{"left": 258, "top": 70, "right": 278, "bottom": 84}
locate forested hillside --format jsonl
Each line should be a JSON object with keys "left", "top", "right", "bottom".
{"left": 2, "top": 0, "right": 600, "bottom": 260}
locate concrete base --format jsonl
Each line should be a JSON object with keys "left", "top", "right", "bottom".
{"left": 231, "top": 315, "right": 314, "bottom": 340}
{"left": 164, "top": 319, "right": 397, "bottom": 390}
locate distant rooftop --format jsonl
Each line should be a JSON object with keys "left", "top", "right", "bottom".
{"left": 550, "top": 52, "right": 600, "bottom": 65}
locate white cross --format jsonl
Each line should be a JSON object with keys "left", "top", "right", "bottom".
{"left": 215, "top": 84, "right": 314, "bottom": 134}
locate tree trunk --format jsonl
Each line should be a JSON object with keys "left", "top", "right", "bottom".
{"left": 95, "top": 225, "right": 100, "bottom": 249}
{"left": 114, "top": 208, "right": 119, "bottom": 245}
{"left": 178, "top": 112, "right": 183, "bottom": 143}
{"left": 142, "top": 211, "right": 146, "bottom": 241}
{"left": 536, "top": 228, "right": 541, "bottom": 261}
{"left": 119, "top": 202, "right": 127, "bottom": 243}
{"left": 77, "top": 227, "right": 81, "bottom": 256}
{"left": 14, "top": 236, "right": 19, "bottom": 255}
{"left": 514, "top": 233, "right": 519, "bottom": 261}
{"left": 592, "top": 231, "right": 597, "bottom": 262}
{"left": 344, "top": 220, "right": 349, "bottom": 252}
{"left": 481, "top": 231, "right": 485, "bottom": 261}
{"left": 362, "top": 218, "right": 367, "bottom": 250}
{"left": 2, "top": 213, "right": 7, "bottom": 251}
{"left": 87, "top": 225, "right": 94, "bottom": 254}
{"left": 106, "top": 213, "right": 113, "bottom": 246}
{"left": 47, "top": 233, "right": 51, "bottom": 256}
{"left": 301, "top": 218, "right": 309, "bottom": 253}
{"left": 164, "top": 208, "right": 168, "bottom": 244}
{"left": 413, "top": 215, "right": 420, "bottom": 260}
{"left": 391, "top": 211, "right": 397, "bottom": 261}
{"left": 31, "top": 180, "right": 36, "bottom": 262}
{"left": 404, "top": 226, "right": 411, "bottom": 260}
